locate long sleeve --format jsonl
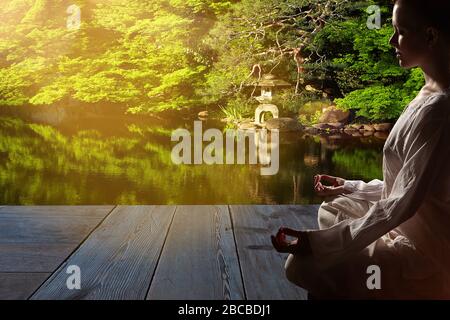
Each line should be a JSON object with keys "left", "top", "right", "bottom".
{"left": 306, "top": 96, "right": 450, "bottom": 270}
{"left": 343, "top": 179, "right": 384, "bottom": 201}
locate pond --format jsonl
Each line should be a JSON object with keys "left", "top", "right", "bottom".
{"left": 0, "top": 106, "right": 385, "bottom": 205}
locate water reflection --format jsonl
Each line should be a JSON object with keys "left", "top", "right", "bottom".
{"left": 0, "top": 107, "right": 384, "bottom": 204}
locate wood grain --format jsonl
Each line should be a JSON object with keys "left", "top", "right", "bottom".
{"left": 31, "top": 206, "right": 176, "bottom": 300}
{"left": 0, "top": 243, "right": 77, "bottom": 272}
{"left": 229, "top": 205, "right": 319, "bottom": 300}
{"left": 0, "top": 206, "right": 113, "bottom": 272}
{"left": 147, "top": 205, "right": 245, "bottom": 300}
{"left": 0, "top": 206, "right": 114, "bottom": 218}
{"left": 0, "top": 216, "right": 105, "bottom": 244}
{"left": 0, "top": 273, "right": 50, "bottom": 300}
{"left": 0, "top": 205, "right": 322, "bottom": 300}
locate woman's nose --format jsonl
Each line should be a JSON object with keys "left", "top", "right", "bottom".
{"left": 389, "top": 33, "right": 398, "bottom": 47}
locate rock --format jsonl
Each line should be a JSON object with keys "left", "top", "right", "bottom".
{"left": 313, "top": 123, "right": 333, "bottom": 130}
{"left": 240, "top": 118, "right": 253, "bottom": 124}
{"left": 373, "top": 123, "right": 393, "bottom": 131}
{"left": 265, "top": 118, "right": 303, "bottom": 132}
{"left": 362, "top": 124, "right": 375, "bottom": 131}
{"left": 375, "top": 131, "right": 389, "bottom": 139}
{"left": 351, "top": 131, "right": 362, "bottom": 137}
{"left": 198, "top": 111, "right": 209, "bottom": 117}
{"left": 362, "top": 131, "right": 374, "bottom": 137}
{"left": 319, "top": 105, "right": 350, "bottom": 124}
{"left": 304, "top": 127, "right": 321, "bottom": 135}
{"left": 238, "top": 122, "right": 258, "bottom": 130}
{"left": 327, "top": 122, "right": 345, "bottom": 129}
{"left": 350, "top": 124, "right": 363, "bottom": 130}
{"left": 321, "top": 128, "right": 338, "bottom": 134}
{"left": 312, "top": 123, "right": 344, "bottom": 133}
{"left": 220, "top": 118, "right": 230, "bottom": 123}
{"left": 344, "top": 128, "right": 358, "bottom": 135}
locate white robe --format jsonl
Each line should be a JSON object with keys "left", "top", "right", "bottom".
{"left": 290, "top": 91, "right": 450, "bottom": 298}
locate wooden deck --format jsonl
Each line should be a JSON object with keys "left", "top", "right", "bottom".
{"left": 0, "top": 205, "right": 319, "bottom": 300}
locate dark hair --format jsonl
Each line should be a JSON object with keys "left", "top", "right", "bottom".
{"left": 394, "top": 0, "right": 450, "bottom": 36}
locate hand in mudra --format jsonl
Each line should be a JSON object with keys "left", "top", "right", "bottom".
{"left": 271, "top": 227, "right": 302, "bottom": 254}
{"left": 313, "top": 174, "right": 349, "bottom": 197}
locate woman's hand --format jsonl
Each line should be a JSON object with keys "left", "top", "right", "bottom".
{"left": 271, "top": 227, "right": 302, "bottom": 254}
{"left": 313, "top": 174, "right": 349, "bottom": 197}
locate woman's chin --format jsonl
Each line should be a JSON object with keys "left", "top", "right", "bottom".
{"left": 398, "top": 59, "right": 413, "bottom": 69}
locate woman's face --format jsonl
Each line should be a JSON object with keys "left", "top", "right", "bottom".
{"left": 389, "top": 3, "right": 430, "bottom": 69}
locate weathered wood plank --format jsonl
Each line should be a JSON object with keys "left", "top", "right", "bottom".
{"left": 0, "top": 206, "right": 114, "bottom": 218}
{"left": 0, "top": 216, "right": 105, "bottom": 244}
{"left": 285, "top": 204, "right": 319, "bottom": 230}
{"left": 229, "top": 205, "right": 319, "bottom": 300}
{"left": 147, "top": 205, "right": 245, "bottom": 300}
{"left": 31, "top": 206, "right": 176, "bottom": 300}
{"left": 0, "top": 244, "right": 77, "bottom": 273}
{"left": 0, "top": 273, "right": 50, "bottom": 300}
{"left": 0, "top": 206, "right": 113, "bottom": 273}
{"left": 0, "top": 206, "right": 113, "bottom": 244}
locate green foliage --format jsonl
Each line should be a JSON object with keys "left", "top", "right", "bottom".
{"left": 0, "top": 0, "right": 231, "bottom": 113}
{"left": 294, "top": 99, "right": 329, "bottom": 126}
{"left": 219, "top": 94, "right": 255, "bottom": 122}
{"left": 298, "top": 111, "right": 322, "bottom": 126}
{"left": 332, "top": 149, "right": 383, "bottom": 180}
{"left": 0, "top": 0, "right": 426, "bottom": 121}
{"left": 334, "top": 82, "right": 423, "bottom": 121}
{"left": 271, "top": 90, "right": 302, "bottom": 115}
{"left": 311, "top": 3, "right": 424, "bottom": 120}
{"left": 205, "top": 0, "right": 424, "bottom": 122}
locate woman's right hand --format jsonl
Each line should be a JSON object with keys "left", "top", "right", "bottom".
{"left": 313, "top": 174, "right": 348, "bottom": 197}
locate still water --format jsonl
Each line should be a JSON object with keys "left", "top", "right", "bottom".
{"left": 0, "top": 106, "right": 384, "bottom": 205}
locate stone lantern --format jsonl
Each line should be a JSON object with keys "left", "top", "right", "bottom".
{"left": 254, "top": 74, "right": 291, "bottom": 103}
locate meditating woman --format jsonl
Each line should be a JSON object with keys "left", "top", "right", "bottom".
{"left": 271, "top": 0, "right": 450, "bottom": 299}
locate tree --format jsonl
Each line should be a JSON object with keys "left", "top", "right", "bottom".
{"left": 0, "top": 0, "right": 231, "bottom": 113}
{"left": 202, "top": 0, "right": 424, "bottom": 121}
{"left": 0, "top": 0, "right": 424, "bottom": 121}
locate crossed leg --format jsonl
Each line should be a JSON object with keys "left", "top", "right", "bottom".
{"left": 284, "top": 194, "right": 446, "bottom": 299}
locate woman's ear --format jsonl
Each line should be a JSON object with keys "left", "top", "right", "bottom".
{"left": 426, "top": 27, "right": 439, "bottom": 48}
